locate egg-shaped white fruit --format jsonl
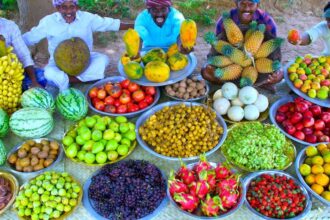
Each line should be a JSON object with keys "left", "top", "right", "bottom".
{"left": 238, "top": 86, "right": 258, "bottom": 105}
{"left": 253, "top": 94, "right": 269, "bottom": 113}
{"left": 231, "top": 97, "right": 244, "bottom": 107}
{"left": 244, "top": 105, "right": 260, "bottom": 121}
{"left": 213, "top": 89, "right": 223, "bottom": 100}
{"left": 227, "top": 106, "right": 244, "bottom": 122}
{"left": 213, "top": 98, "right": 231, "bottom": 115}
{"left": 222, "top": 82, "right": 238, "bottom": 100}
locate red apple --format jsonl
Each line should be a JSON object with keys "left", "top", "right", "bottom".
{"left": 275, "top": 112, "right": 286, "bottom": 123}
{"left": 309, "top": 105, "right": 322, "bottom": 117}
{"left": 113, "top": 99, "right": 121, "bottom": 107}
{"left": 117, "top": 104, "right": 128, "bottom": 113}
{"left": 314, "top": 130, "right": 324, "bottom": 137}
{"left": 293, "top": 131, "right": 305, "bottom": 140}
{"left": 299, "top": 74, "right": 307, "bottom": 81}
{"left": 321, "top": 112, "right": 330, "bottom": 123}
{"left": 303, "top": 111, "right": 314, "bottom": 118}
{"left": 314, "top": 120, "right": 326, "bottom": 131}
{"left": 89, "top": 87, "right": 98, "bottom": 98}
{"left": 302, "top": 127, "right": 314, "bottom": 135}
{"left": 294, "top": 97, "right": 305, "bottom": 103}
{"left": 97, "top": 89, "right": 107, "bottom": 100}
{"left": 285, "top": 125, "right": 296, "bottom": 135}
{"left": 282, "top": 120, "right": 293, "bottom": 128}
{"left": 321, "top": 79, "right": 330, "bottom": 87}
{"left": 95, "top": 101, "right": 105, "bottom": 111}
{"left": 303, "top": 116, "right": 315, "bottom": 127}
{"left": 119, "top": 93, "right": 131, "bottom": 104}
{"left": 120, "top": 79, "right": 130, "bottom": 89}
{"left": 305, "top": 134, "right": 317, "bottom": 143}
{"left": 295, "top": 102, "right": 309, "bottom": 113}
{"left": 92, "top": 97, "right": 101, "bottom": 106}
{"left": 278, "top": 104, "right": 289, "bottom": 113}
{"left": 290, "top": 112, "right": 303, "bottom": 124}
{"left": 295, "top": 122, "right": 304, "bottom": 131}
{"left": 104, "top": 96, "right": 115, "bottom": 105}
{"left": 321, "top": 69, "right": 329, "bottom": 78}
{"left": 319, "top": 135, "right": 330, "bottom": 142}
{"left": 324, "top": 128, "right": 330, "bottom": 136}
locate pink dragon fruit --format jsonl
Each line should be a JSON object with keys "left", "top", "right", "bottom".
{"left": 188, "top": 181, "right": 197, "bottom": 196}
{"left": 193, "top": 154, "right": 212, "bottom": 175}
{"left": 219, "top": 189, "right": 239, "bottom": 209}
{"left": 195, "top": 180, "right": 210, "bottom": 199}
{"left": 215, "top": 163, "right": 231, "bottom": 180}
{"left": 173, "top": 193, "right": 199, "bottom": 213}
{"left": 201, "top": 194, "right": 225, "bottom": 216}
{"left": 168, "top": 170, "right": 188, "bottom": 196}
{"left": 216, "top": 176, "right": 239, "bottom": 194}
{"left": 199, "top": 170, "right": 216, "bottom": 192}
{"left": 177, "top": 160, "right": 196, "bottom": 185}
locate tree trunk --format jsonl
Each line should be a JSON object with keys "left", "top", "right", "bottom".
{"left": 16, "top": 0, "right": 55, "bottom": 67}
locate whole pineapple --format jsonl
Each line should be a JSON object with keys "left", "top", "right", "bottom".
{"left": 204, "top": 32, "right": 231, "bottom": 54}
{"left": 256, "top": 58, "right": 281, "bottom": 74}
{"left": 244, "top": 24, "right": 265, "bottom": 56}
{"left": 214, "top": 64, "right": 243, "bottom": 81}
{"left": 244, "top": 21, "right": 258, "bottom": 42}
{"left": 240, "top": 66, "right": 258, "bottom": 87}
{"left": 207, "top": 56, "right": 233, "bottom": 68}
{"left": 222, "top": 11, "right": 244, "bottom": 47}
{"left": 255, "top": 38, "right": 284, "bottom": 59}
{"left": 221, "top": 44, "right": 252, "bottom": 67}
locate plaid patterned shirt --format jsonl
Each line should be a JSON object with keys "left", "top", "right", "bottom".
{"left": 215, "top": 8, "right": 277, "bottom": 37}
{"left": 0, "top": 18, "right": 34, "bottom": 68}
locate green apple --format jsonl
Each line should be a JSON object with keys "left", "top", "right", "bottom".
{"left": 92, "top": 115, "right": 101, "bottom": 121}
{"left": 123, "top": 130, "right": 136, "bottom": 141}
{"left": 109, "top": 121, "right": 119, "bottom": 132}
{"left": 121, "top": 138, "right": 131, "bottom": 147}
{"left": 119, "top": 123, "right": 129, "bottom": 133}
{"left": 66, "top": 143, "right": 78, "bottom": 158}
{"left": 77, "top": 151, "right": 86, "bottom": 161}
{"left": 107, "top": 151, "right": 118, "bottom": 161}
{"left": 78, "top": 120, "right": 86, "bottom": 127}
{"left": 77, "top": 126, "right": 89, "bottom": 135}
{"left": 80, "top": 130, "right": 91, "bottom": 141}
{"left": 92, "top": 130, "right": 102, "bottom": 141}
{"left": 100, "top": 139, "right": 107, "bottom": 147}
{"left": 84, "top": 153, "right": 96, "bottom": 164}
{"left": 127, "top": 122, "right": 135, "bottom": 131}
{"left": 82, "top": 140, "right": 94, "bottom": 151}
{"left": 62, "top": 136, "right": 74, "bottom": 146}
{"left": 75, "top": 136, "right": 85, "bottom": 145}
{"left": 67, "top": 130, "right": 77, "bottom": 138}
{"left": 92, "top": 142, "right": 104, "bottom": 154}
{"left": 115, "top": 116, "right": 127, "bottom": 123}
{"left": 114, "top": 133, "right": 122, "bottom": 142}
{"left": 102, "top": 116, "right": 112, "bottom": 125}
{"left": 85, "top": 116, "right": 96, "bottom": 128}
{"left": 96, "top": 152, "right": 107, "bottom": 164}
{"left": 117, "top": 145, "right": 129, "bottom": 156}
{"left": 106, "top": 140, "right": 118, "bottom": 151}
{"left": 103, "top": 129, "right": 115, "bottom": 140}
{"left": 94, "top": 121, "right": 106, "bottom": 131}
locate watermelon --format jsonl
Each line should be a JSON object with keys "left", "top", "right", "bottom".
{"left": 21, "top": 87, "right": 55, "bottom": 113}
{"left": 9, "top": 107, "right": 54, "bottom": 138}
{"left": 0, "top": 140, "right": 6, "bottom": 165}
{"left": 0, "top": 108, "right": 9, "bottom": 137}
{"left": 56, "top": 88, "right": 88, "bottom": 121}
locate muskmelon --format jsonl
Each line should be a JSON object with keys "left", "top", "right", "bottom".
{"left": 54, "top": 37, "right": 90, "bottom": 76}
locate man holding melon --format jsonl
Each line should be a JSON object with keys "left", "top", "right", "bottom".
{"left": 288, "top": 2, "right": 330, "bottom": 56}
{"left": 23, "top": 0, "right": 134, "bottom": 92}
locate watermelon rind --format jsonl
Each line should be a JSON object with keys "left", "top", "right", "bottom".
{"left": 0, "top": 108, "right": 9, "bottom": 138}
{"left": 21, "top": 87, "right": 55, "bottom": 113}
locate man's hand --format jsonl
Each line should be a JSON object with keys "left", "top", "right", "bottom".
{"left": 179, "top": 44, "right": 193, "bottom": 54}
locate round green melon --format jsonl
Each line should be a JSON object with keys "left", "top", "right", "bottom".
{"left": 0, "top": 108, "right": 9, "bottom": 138}
{"left": 56, "top": 88, "right": 88, "bottom": 121}
{"left": 21, "top": 87, "right": 55, "bottom": 113}
{"left": 9, "top": 107, "right": 54, "bottom": 138}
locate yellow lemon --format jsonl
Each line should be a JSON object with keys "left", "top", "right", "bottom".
{"left": 312, "top": 156, "right": 324, "bottom": 165}
{"left": 299, "top": 164, "right": 311, "bottom": 176}
{"left": 317, "top": 143, "right": 328, "bottom": 152}
{"left": 306, "top": 146, "right": 318, "bottom": 157}
{"left": 323, "top": 163, "right": 330, "bottom": 175}
{"left": 305, "top": 174, "right": 315, "bottom": 185}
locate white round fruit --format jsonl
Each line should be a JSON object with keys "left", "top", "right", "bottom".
{"left": 222, "top": 82, "right": 238, "bottom": 100}
{"left": 253, "top": 94, "right": 269, "bottom": 113}
{"left": 238, "top": 86, "right": 258, "bottom": 105}
{"left": 213, "top": 98, "right": 231, "bottom": 115}
{"left": 213, "top": 89, "right": 223, "bottom": 100}
{"left": 227, "top": 106, "right": 244, "bottom": 122}
{"left": 231, "top": 97, "right": 244, "bottom": 107}
{"left": 244, "top": 105, "right": 260, "bottom": 121}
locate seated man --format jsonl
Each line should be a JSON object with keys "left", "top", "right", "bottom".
{"left": 23, "top": 0, "right": 134, "bottom": 91}
{"left": 0, "top": 18, "right": 43, "bottom": 89}
{"left": 288, "top": 2, "right": 330, "bottom": 55}
{"left": 135, "top": 0, "right": 188, "bottom": 52}
{"left": 202, "top": 0, "right": 283, "bottom": 92}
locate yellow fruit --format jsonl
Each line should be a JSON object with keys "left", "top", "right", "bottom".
{"left": 305, "top": 174, "right": 315, "bottom": 185}
{"left": 255, "top": 58, "right": 281, "bottom": 74}
{"left": 255, "top": 37, "right": 284, "bottom": 59}
{"left": 167, "top": 44, "right": 179, "bottom": 57}
{"left": 311, "top": 184, "right": 324, "bottom": 195}
{"left": 312, "top": 155, "right": 324, "bottom": 165}
{"left": 120, "top": 53, "right": 141, "bottom": 65}
{"left": 321, "top": 191, "right": 330, "bottom": 201}
{"left": 180, "top": 19, "right": 197, "bottom": 50}
{"left": 244, "top": 24, "right": 265, "bottom": 56}
{"left": 221, "top": 44, "right": 252, "bottom": 67}
{"left": 167, "top": 53, "right": 188, "bottom": 71}
{"left": 317, "top": 143, "right": 328, "bottom": 152}
{"left": 214, "top": 64, "right": 243, "bottom": 81}
{"left": 222, "top": 11, "right": 243, "bottom": 47}
{"left": 308, "top": 89, "right": 317, "bottom": 98}
{"left": 0, "top": 39, "right": 6, "bottom": 57}
{"left": 240, "top": 66, "right": 258, "bottom": 87}
{"left": 317, "top": 88, "right": 328, "bottom": 99}
{"left": 207, "top": 56, "right": 233, "bottom": 68}
{"left": 306, "top": 146, "right": 319, "bottom": 157}
{"left": 123, "top": 61, "right": 144, "bottom": 80}
{"left": 144, "top": 61, "right": 170, "bottom": 83}
{"left": 304, "top": 157, "right": 313, "bottom": 166}
{"left": 299, "top": 164, "right": 311, "bottom": 176}
{"left": 123, "top": 28, "right": 140, "bottom": 57}
{"left": 142, "top": 48, "right": 167, "bottom": 65}
{"left": 323, "top": 163, "right": 330, "bottom": 175}
{"left": 244, "top": 21, "right": 257, "bottom": 41}
{"left": 312, "top": 164, "right": 324, "bottom": 174}
{"left": 288, "top": 66, "right": 297, "bottom": 74}
{"left": 315, "top": 174, "right": 330, "bottom": 186}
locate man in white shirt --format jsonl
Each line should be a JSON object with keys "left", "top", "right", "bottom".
{"left": 23, "top": 0, "right": 134, "bottom": 91}
{"left": 288, "top": 2, "right": 330, "bottom": 55}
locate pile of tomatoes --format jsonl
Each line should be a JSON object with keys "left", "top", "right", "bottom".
{"left": 88, "top": 79, "right": 156, "bottom": 114}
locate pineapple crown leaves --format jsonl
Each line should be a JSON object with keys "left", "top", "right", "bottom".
{"left": 214, "top": 68, "right": 224, "bottom": 79}
{"left": 204, "top": 32, "right": 217, "bottom": 45}
{"left": 222, "top": 11, "right": 231, "bottom": 20}
{"left": 273, "top": 60, "right": 282, "bottom": 71}
{"left": 273, "top": 37, "right": 285, "bottom": 47}
{"left": 221, "top": 45, "right": 235, "bottom": 57}
{"left": 240, "top": 77, "right": 253, "bottom": 88}
{"left": 257, "top": 24, "right": 266, "bottom": 33}
{"left": 249, "top": 21, "right": 258, "bottom": 30}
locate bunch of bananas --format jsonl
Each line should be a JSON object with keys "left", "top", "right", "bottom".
{"left": 0, "top": 41, "right": 24, "bottom": 114}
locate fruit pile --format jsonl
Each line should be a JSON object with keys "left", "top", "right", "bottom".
{"left": 212, "top": 83, "right": 268, "bottom": 122}
{"left": 62, "top": 115, "right": 136, "bottom": 165}
{"left": 0, "top": 41, "right": 25, "bottom": 114}
{"left": 0, "top": 175, "right": 13, "bottom": 210}
{"left": 14, "top": 171, "right": 81, "bottom": 219}
{"left": 299, "top": 143, "right": 330, "bottom": 201}
{"left": 169, "top": 156, "right": 241, "bottom": 217}
{"left": 247, "top": 173, "right": 307, "bottom": 218}
{"left": 122, "top": 20, "right": 197, "bottom": 83}
{"left": 275, "top": 97, "right": 330, "bottom": 143}
{"left": 88, "top": 79, "right": 156, "bottom": 114}
{"left": 88, "top": 160, "right": 166, "bottom": 219}
{"left": 139, "top": 104, "right": 223, "bottom": 158}
{"left": 204, "top": 14, "right": 283, "bottom": 87}
{"left": 287, "top": 54, "right": 330, "bottom": 100}
{"left": 7, "top": 139, "right": 60, "bottom": 173}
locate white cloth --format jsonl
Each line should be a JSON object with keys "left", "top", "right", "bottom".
{"left": 23, "top": 10, "right": 120, "bottom": 89}
{"left": 306, "top": 21, "right": 330, "bottom": 55}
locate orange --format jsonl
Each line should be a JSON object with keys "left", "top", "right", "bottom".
{"left": 324, "top": 163, "right": 330, "bottom": 175}
{"left": 312, "top": 164, "right": 324, "bottom": 174}
{"left": 321, "top": 191, "right": 330, "bottom": 201}
{"left": 324, "top": 153, "right": 330, "bottom": 163}
{"left": 321, "top": 148, "right": 330, "bottom": 156}
{"left": 317, "top": 143, "right": 328, "bottom": 152}
{"left": 311, "top": 184, "right": 324, "bottom": 195}
{"left": 315, "top": 174, "right": 330, "bottom": 186}
{"left": 305, "top": 174, "right": 315, "bottom": 185}
{"left": 312, "top": 156, "right": 324, "bottom": 165}
{"left": 299, "top": 164, "right": 311, "bottom": 176}
{"left": 306, "top": 146, "right": 318, "bottom": 157}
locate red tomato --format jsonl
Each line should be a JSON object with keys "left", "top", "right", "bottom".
{"left": 138, "top": 101, "right": 149, "bottom": 109}
{"left": 104, "top": 83, "right": 113, "bottom": 95}
{"left": 128, "top": 82, "right": 140, "bottom": 93}
{"left": 104, "top": 105, "right": 116, "bottom": 113}
{"left": 119, "top": 93, "right": 131, "bottom": 104}
{"left": 117, "top": 104, "right": 128, "bottom": 113}
{"left": 127, "top": 103, "right": 139, "bottom": 112}
{"left": 109, "top": 85, "right": 122, "bottom": 98}
{"left": 144, "top": 95, "right": 154, "bottom": 104}
{"left": 92, "top": 97, "right": 101, "bottom": 106}
{"left": 97, "top": 89, "right": 107, "bottom": 100}
{"left": 120, "top": 79, "right": 130, "bottom": 89}
{"left": 104, "top": 96, "right": 115, "bottom": 105}
{"left": 122, "top": 89, "right": 131, "bottom": 96}
{"left": 132, "top": 90, "right": 145, "bottom": 102}
{"left": 95, "top": 101, "right": 105, "bottom": 111}
{"left": 89, "top": 87, "right": 98, "bottom": 98}
{"left": 144, "top": 86, "right": 156, "bottom": 96}
{"left": 114, "top": 99, "right": 121, "bottom": 107}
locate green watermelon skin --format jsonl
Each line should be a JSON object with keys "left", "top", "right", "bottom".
{"left": 0, "top": 140, "right": 6, "bottom": 165}
{"left": 0, "top": 108, "right": 9, "bottom": 138}
{"left": 9, "top": 107, "right": 54, "bottom": 138}
{"left": 21, "top": 88, "right": 55, "bottom": 113}
{"left": 56, "top": 88, "right": 88, "bottom": 121}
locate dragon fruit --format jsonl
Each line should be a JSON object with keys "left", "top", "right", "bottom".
{"left": 215, "top": 163, "right": 231, "bottom": 180}
{"left": 219, "top": 189, "right": 239, "bottom": 209}
{"left": 195, "top": 180, "right": 210, "bottom": 199}
{"left": 201, "top": 194, "right": 224, "bottom": 216}
{"left": 173, "top": 193, "right": 199, "bottom": 212}
{"left": 193, "top": 154, "right": 212, "bottom": 175}
{"left": 199, "top": 170, "right": 216, "bottom": 192}
{"left": 177, "top": 160, "right": 196, "bottom": 185}
{"left": 188, "top": 181, "right": 197, "bottom": 196}
{"left": 216, "top": 176, "right": 239, "bottom": 194}
{"left": 168, "top": 170, "right": 188, "bottom": 196}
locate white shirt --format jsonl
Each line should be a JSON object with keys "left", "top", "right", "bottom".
{"left": 306, "top": 21, "right": 330, "bottom": 55}
{"left": 23, "top": 10, "right": 120, "bottom": 60}
{"left": 0, "top": 18, "right": 34, "bottom": 68}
